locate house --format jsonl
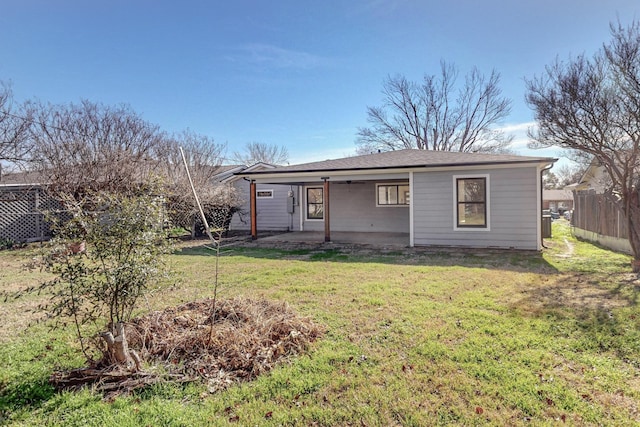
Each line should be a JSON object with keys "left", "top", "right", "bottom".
{"left": 543, "top": 188, "right": 574, "bottom": 214}
{"left": 217, "top": 163, "right": 301, "bottom": 233}
{"left": 236, "top": 149, "right": 556, "bottom": 250}
{"left": 571, "top": 158, "right": 608, "bottom": 192}
{"left": 568, "top": 159, "right": 632, "bottom": 254}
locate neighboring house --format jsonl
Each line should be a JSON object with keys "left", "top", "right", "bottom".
{"left": 571, "top": 158, "right": 608, "bottom": 193}
{"left": 236, "top": 149, "right": 556, "bottom": 251}
{"left": 568, "top": 159, "right": 631, "bottom": 254}
{"left": 217, "top": 163, "right": 300, "bottom": 232}
{"left": 543, "top": 188, "right": 574, "bottom": 214}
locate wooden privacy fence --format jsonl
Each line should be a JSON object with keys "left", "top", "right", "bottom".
{"left": 572, "top": 190, "right": 628, "bottom": 240}
{"left": 0, "top": 185, "right": 63, "bottom": 243}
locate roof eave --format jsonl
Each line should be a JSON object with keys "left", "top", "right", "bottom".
{"left": 235, "top": 158, "right": 558, "bottom": 178}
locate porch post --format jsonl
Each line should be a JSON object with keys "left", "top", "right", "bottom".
{"left": 409, "top": 171, "right": 414, "bottom": 247}
{"left": 250, "top": 180, "right": 257, "bottom": 240}
{"left": 323, "top": 177, "right": 330, "bottom": 242}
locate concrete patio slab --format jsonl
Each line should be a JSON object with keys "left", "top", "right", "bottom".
{"left": 255, "top": 231, "right": 410, "bottom": 247}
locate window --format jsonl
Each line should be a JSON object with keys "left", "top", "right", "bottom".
{"left": 256, "top": 190, "right": 273, "bottom": 198}
{"left": 377, "top": 184, "right": 410, "bottom": 206}
{"left": 456, "top": 177, "right": 487, "bottom": 228}
{"left": 306, "top": 187, "right": 323, "bottom": 220}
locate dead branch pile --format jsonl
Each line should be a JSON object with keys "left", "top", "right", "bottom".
{"left": 50, "top": 297, "right": 323, "bottom": 398}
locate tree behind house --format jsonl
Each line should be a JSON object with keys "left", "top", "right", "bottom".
{"left": 356, "top": 61, "right": 513, "bottom": 154}
{"left": 526, "top": 20, "right": 640, "bottom": 270}
{"left": 232, "top": 141, "right": 289, "bottom": 166}
{"left": 164, "top": 130, "right": 242, "bottom": 236}
{"left": 27, "top": 100, "right": 165, "bottom": 197}
{"left": 0, "top": 81, "right": 32, "bottom": 168}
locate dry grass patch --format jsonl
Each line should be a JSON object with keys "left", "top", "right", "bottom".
{"left": 49, "top": 297, "right": 323, "bottom": 398}
{"left": 0, "top": 246, "right": 55, "bottom": 342}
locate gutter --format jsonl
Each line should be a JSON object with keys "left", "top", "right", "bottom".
{"left": 235, "top": 158, "right": 559, "bottom": 178}
{"left": 540, "top": 162, "right": 555, "bottom": 249}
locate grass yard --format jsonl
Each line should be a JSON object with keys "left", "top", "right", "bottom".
{"left": 1, "top": 220, "right": 639, "bottom": 426}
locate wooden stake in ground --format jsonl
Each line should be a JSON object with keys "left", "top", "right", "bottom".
{"left": 179, "top": 146, "right": 221, "bottom": 342}
{"left": 179, "top": 146, "right": 214, "bottom": 242}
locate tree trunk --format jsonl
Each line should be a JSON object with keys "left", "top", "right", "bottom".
{"left": 101, "top": 322, "right": 141, "bottom": 371}
{"left": 625, "top": 192, "right": 640, "bottom": 273}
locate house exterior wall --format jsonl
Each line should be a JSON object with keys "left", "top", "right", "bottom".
{"left": 229, "top": 181, "right": 300, "bottom": 231}
{"left": 412, "top": 167, "right": 539, "bottom": 250}
{"left": 301, "top": 181, "right": 410, "bottom": 233}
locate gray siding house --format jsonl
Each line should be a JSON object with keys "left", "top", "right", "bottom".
{"left": 236, "top": 149, "right": 556, "bottom": 250}
{"left": 218, "top": 163, "right": 301, "bottom": 232}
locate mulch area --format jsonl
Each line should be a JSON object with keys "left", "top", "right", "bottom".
{"left": 50, "top": 297, "right": 323, "bottom": 399}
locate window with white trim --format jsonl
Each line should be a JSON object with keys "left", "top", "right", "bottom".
{"left": 306, "top": 187, "right": 323, "bottom": 220}
{"left": 377, "top": 184, "right": 410, "bottom": 206}
{"left": 456, "top": 177, "right": 487, "bottom": 228}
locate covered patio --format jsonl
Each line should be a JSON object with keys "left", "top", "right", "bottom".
{"left": 236, "top": 149, "right": 556, "bottom": 251}
{"left": 256, "top": 231, "right": 410, "bottom": 247}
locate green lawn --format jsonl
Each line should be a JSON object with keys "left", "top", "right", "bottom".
{"left": 1, "top": 221, "right": 639, "bottom": 426}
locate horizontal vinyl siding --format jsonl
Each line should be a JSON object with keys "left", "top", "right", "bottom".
{"left": 302, "top": 181, "right": 409, "bottom": 233}
{"left": 229, "top": 182, "right": 300, "bottom": 231}
{"left": 413, "top": 167, "right": 539, "bottom": 250}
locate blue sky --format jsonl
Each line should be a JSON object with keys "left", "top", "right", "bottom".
{"left": 1, "top": 0, "right": 638, "bottom": 165}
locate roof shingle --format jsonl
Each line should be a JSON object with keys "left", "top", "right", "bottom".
{"left": 240, "top": 149, "right": 556, "bottom": 175}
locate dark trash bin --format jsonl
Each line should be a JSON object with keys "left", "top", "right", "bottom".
{"left": 542, "top": 215, "right": 552, "bottom": 238}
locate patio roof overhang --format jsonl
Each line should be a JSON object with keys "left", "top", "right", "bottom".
{"left": 235, "top": 159, "right": 557, "bottom": 185}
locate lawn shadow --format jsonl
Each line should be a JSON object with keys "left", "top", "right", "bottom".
{"left": 174, "top": 239, "right": 560, "bottom": 274}
{"left": 509, "top": 271, "right": 640, "bottom": 364}
{"left": 517, "top": 272, "right": 639, "bottom": 311}
{"left": 0, "top": 375, "right": 56, "bottom": 422}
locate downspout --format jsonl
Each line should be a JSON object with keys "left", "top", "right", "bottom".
{"left": 540, "top": 163, "right": 554, "bottom": 249}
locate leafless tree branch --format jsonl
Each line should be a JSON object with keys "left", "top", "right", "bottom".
{"left": 27, "top": 100, "right": 165, "bottom": 197}
{"left": 357, "top": 61, "right": 513, "bottom": 154}
{"left": 0, "top": 82, "right": 32, "bottom": 168}
{"left": 526, "top": 19, "right": 640, "bottom": 265}
{"left": 231, "top": 142, "right": 289, "bottom": 166}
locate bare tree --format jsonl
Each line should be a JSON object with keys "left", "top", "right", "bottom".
{"left": 163, "top": 129, "right": 226, "bottom": 194}
{"left": 356, "top": 61, "right": 513, "bottom": 154}
{"left": 164, "top": 130, "right": 241, "bottom": 236}
{"left": 526, "top": 20, "right": 640, "bottom": 269}
{"left": 232, "top": 141, "right": 289, "bottom": 166}
{"left": 0, "top": 82, "right": 32, "bottom": 168}
{"left": 27, "top": 100, "right": 165, "bottom": 196}
{"left": 555, "top": 163, "right": 586, "bottom": 187}
{"left": 543, "top": 171, "right": 560, "bottom": 189}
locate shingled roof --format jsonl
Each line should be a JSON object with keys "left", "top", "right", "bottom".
{"left": 238, "top": 149, "right": 556, "bottom": 175}
{"left": 0, "top": 170, "right": 45, "bottom": 186}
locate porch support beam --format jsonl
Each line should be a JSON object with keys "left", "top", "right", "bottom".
{"left": 323, "top": 177, "right": 330, "bottom": 242}
{"left": 250, "top": 180, "right": 257, "bottom": 240}
{"left": 409, "top": 171, "right": 414, "bottom": 247}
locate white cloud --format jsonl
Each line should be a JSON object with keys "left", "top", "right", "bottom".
{"left": 230, "top": 43, "right": 330, "bottom": 70}
{"left": 496, "top": 121, "right": 535, "bottom": 150}
{"left": 499, "top": 121, "right": 575, "bottom": 165}
{"left": 500, "top": 121, "right": 537, "bottom": 133}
